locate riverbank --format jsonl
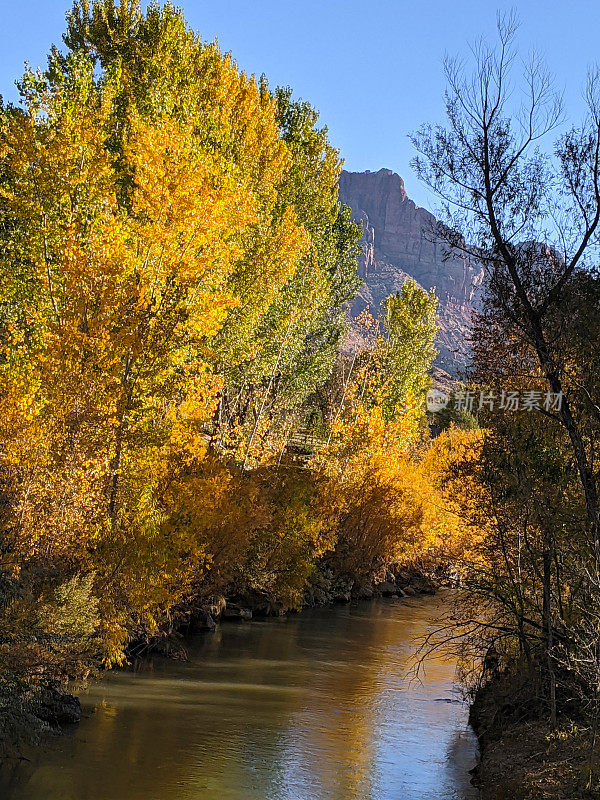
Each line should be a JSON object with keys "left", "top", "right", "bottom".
{"left": 0, "top": 595, "right": 479, "bottom": 800}
{"left": 469, "top": 674, "right": 597, "bottom": 799}
{"left": 0, "top": 563, "right": 439, "bottom": 761}
{"left": 176, "top": 562, "right": 439, "bottom": 638}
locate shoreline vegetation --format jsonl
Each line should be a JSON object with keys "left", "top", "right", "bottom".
{"left": 469, "top": 674, "right": 600, "bottom": 800}
{"left": 0, "top": 563, "right": 440, "bottom": 763}
{"left": 2, "top": 4, "right": 600, "bottom": 800}
{"left": 408, "top": 10, "right": 600, "bottom": 796}
{"left": 0, "top": 0, "right": 477, "bottom": 770}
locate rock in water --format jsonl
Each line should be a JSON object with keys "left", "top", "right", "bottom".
{"left": 35, "top": 689, "right": 81, "bottom": 726}
{"left": 222, "top": 603, "right": 252, "bottom": 621}
{"left": 339, "top": 169, "right": 484, "bottom": 375}
{"left": 376, "top": 580, "right": 399, "bottom": 597}
{"left": 188, "top": 609, "right": 217, "bottom": 632}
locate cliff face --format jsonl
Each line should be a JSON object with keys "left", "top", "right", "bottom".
{"left": 339, "top": 168, "right": 483, "bottom": 374}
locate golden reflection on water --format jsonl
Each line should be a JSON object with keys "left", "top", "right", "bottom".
{"left": 4, "top": 595, "right": 479, "bottom": 800}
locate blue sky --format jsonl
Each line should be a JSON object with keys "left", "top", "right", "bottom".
{"left": 1, "top": 0, "right": 599, "bottom": 208}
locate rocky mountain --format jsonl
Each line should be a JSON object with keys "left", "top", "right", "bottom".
{"left": 339, "top": 168, "right": 484, "bottom": 375}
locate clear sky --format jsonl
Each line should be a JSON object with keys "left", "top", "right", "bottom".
{"left": 1, "top": 0, "right": 599, "bottom": 208}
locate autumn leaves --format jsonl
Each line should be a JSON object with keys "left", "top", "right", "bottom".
{"left": 0, "top": 1, "right": 469, "bottom": 701}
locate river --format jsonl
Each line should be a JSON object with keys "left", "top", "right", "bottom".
{"left": 2, "top": 594, "right": 479, "bottom": 800}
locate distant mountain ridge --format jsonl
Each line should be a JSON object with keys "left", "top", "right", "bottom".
{"left": 339, "top": 168, "right": 483, "bottom": 375}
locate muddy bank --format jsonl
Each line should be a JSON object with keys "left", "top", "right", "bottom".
{"left": 469, "top": 674, "right": 597, "bottom": 799}
{"left": 0, "top": 686, "right": 81, "bottom": 778}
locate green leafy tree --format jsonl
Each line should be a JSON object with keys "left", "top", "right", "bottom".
{"left": 212, "top": 86, "right": 363, "bottom": 463}
{"left": 372, "top": 281, "right": 438, "bottom": 419}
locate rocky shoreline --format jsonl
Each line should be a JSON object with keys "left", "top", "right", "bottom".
{"left": 0, "top": 564, "right": 440, "bottom": 779}
{"left": 3, "top": 564, "right": 438, "bottom": 747}
{"left": 179, "top": 563, "right": 438, "bottom": 636}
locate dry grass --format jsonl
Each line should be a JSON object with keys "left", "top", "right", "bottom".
{"left": 475, "top": 717, "right": 600, "bottom": 799}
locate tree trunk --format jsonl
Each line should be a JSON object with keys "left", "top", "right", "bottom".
{"left": 543, "top": 546, "right": 557, "bottom": 728}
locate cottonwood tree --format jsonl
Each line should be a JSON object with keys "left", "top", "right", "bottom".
{"left": 412, "top": 11, "right": 600, "bottom": 737}
{"left": 0, "top": 0, "right": 314, "bottom": 670}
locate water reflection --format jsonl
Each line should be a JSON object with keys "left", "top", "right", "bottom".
{"left": 4, "top": 595, "right": 479, "bottom": 800}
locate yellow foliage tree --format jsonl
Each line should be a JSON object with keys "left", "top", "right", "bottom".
{"left": 0, "top": 36, "right": 301, "bottom": 666}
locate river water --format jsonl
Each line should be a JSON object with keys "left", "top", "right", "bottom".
{"left": 3, "top": 595, "right": 479, "bottom": 800}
